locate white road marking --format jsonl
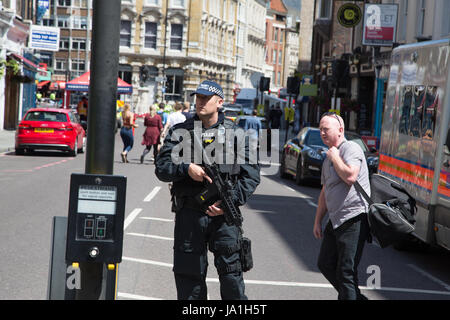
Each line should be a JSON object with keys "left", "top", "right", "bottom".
{"left": 122, "top": 256, "right": 173, "bottom": 268}
{"left": 283, "top": 185, "right": 318, "bottom": 208}
{"left": 117, "top": 292, "right": 162, "bottom": 300}
{"left": 123, "top": 208, "right": 143, "bottom": 230}
{"left": 120, "top": 256, "right": 450, "bottom": 296}
{"left": 126, "top": 232, "right": 174, "bottom": 241}
{"left": 407, "top": 264, "right": 450, "bottom": 291}
{"left": 143, "top": 186, "right": 161, "bottom": 202}
{"left": 140, "top": 216, "right": 174, "bottom": 222}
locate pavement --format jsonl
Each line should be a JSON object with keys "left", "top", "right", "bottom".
{"left": 0, "top": 129, "right": 16, "bottom": 153}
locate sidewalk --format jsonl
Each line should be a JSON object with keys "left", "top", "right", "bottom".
{"left": 0, "top": 129, "right": 16, "bottom": 153}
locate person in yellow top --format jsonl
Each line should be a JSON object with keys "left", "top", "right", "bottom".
{"left": 77, "top": 96, "right": 88, "bottom": 121}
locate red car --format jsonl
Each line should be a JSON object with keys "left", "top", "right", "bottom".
{"left": 15, "top": 107, "right": 86, "bottom": 156}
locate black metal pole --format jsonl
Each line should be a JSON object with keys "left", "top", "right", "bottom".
{"left": 76, "top": 0, "right": 121, "bottom": 300}
{"left": 161, "top": 0, "right": 169, "bottom": 102}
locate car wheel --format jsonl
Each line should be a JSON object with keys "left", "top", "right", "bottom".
{"left": 295, "top": 157, "right": 305, "bottom": 185}
{"left": 279, "top": 152, "right": 289, "bottom": 179}
{"left": 78, "top": 136, "right": 86, "bottom": 153}
{"left": 69, "top": 139, "right": 78, "bottom": 157}
{"left": 15, "top": 148, "right": 25, "bottom": 155}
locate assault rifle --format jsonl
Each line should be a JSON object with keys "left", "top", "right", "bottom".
{"left": 192, "top": 130, "right": 243, "bottom": 227}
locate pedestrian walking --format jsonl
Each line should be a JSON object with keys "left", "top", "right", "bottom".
{"left": 313, "top": 112, "right": 371, "bottom": 300}
{"left": 161, "top": 102, "right": 186, "bottom": 139}
{"left": 154, "top": 80, "right": 260, "bottom": 300}
{"left": 182, "top": 101, "right": 194, "bottom": 120}
{"left": 269, "top": 103, "right": 282, "bottom": 129}
{"left": 77, "top": 96, "right": 88, "bottom": 122}
{"left": 140, "top": 104, "right": 163, "bottom": 163}
{"left": 120, "top": 103, "right": 138, "bottom": 163}
{"left": 157, "top": 102, "right": 168, "bottom": 127}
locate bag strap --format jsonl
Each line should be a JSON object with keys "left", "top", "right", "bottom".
{"left": 354, "top": 181, "right": 374, "bottom": 206}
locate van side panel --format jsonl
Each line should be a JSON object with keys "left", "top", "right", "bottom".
{"left": 378, "top": 40, "right": 450, "bottom": 246}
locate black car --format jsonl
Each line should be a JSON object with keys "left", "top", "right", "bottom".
{"left": 280, "top": 127, "right": 378, "bottom": 184}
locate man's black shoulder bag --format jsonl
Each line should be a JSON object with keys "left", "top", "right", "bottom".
{"left": 354, "top": 177, "right": 416, "bottom": 248}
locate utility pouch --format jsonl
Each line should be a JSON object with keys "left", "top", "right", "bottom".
{"left": 240, "top": 237, "right": 253, "bottom": 272}
{"left": 194, "top": 182, "right": 218, "bottom": 207}
{"left": 171, "top": 195, "right": 184, "bottom": 213}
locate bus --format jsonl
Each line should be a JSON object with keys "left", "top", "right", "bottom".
{"left": 378, "top": 39, "right": 450, "bottom": 250}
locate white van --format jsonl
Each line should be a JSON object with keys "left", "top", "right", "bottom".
{"left": 235, "top": 88, "right": 287, "bottom": 116}
{"left": 378, "top": 39, "right": 450, "bottom": 250}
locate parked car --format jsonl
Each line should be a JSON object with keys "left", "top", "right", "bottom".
{"left": 280, "top": 127, "right": 378, "bottom": 184}
{"left": 15, "top": 107, "right": 86, "bottom": 156}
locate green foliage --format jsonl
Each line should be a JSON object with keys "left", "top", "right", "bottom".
{"left": 0, "top": 58, "right": 20, "bottom": 79}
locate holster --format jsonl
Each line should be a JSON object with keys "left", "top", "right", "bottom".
{"left": 240, "top": 237, "right": 253, "bottom": 272}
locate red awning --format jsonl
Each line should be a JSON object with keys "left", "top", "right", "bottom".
{"left": 10, "top": 53, "right": 38, "bottom": 70}
{"left": 37, "top": 80, "right": 50, "bottom": 89}
{"left": 66, "top": 71, "right": 132, "bottom": 94}
{"left": 49, "top": 81, "right": 66, "bottom": 90}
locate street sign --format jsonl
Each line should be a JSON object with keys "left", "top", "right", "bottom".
{"left": 337, "top": 3, "right": 362, "bottom": 28}
{"left": 29, "top": 25, "right": 60, "bottom": 51}
{"left": 362, "top": 4, "right": 398, "bottom": 46}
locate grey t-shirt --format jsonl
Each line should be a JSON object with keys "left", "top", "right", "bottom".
{"left": 321, "top": 139, "right": 371, "bottom": 229}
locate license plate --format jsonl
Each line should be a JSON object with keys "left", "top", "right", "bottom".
{"left": 35, "top": 128, "right": 54, "bottom": 133}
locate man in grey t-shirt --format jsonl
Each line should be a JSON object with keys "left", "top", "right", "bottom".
{"left": 313, "top": 112, "right": 370, "bottom": 300}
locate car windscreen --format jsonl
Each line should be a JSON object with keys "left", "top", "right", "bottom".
{"left": 24, "top": 111, "right": 68, "bottom": 122}
{"left": 305, "top": 130, "right": 327, "bottom": 147}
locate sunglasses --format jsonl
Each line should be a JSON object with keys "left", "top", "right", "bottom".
{"left": 321, "top": 112, "right": 342, "bottom": 128}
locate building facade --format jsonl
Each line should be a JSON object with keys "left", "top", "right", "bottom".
{"left": 308, "top": 0, "right": 450, "bottom": 136}
{"left": 0, "top": 0, "right": 37, "bottom": 131}
{"left": 118, "top": 0, "right": 240, "bottom": 114}
{"left": 264, "top": 0, "right": 287, "bottom": 92}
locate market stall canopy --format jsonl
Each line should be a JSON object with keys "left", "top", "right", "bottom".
{"left": 65, "top": 71, "right": 132, "bottom": 94}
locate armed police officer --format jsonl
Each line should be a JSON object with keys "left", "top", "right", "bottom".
{"left": 155, "top": 80, "right": 260, "bottom": 300}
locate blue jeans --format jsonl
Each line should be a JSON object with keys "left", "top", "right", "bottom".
{"left": 317, "top": 213, "right": 369, "bottom": 300}
{"left": 120, "top": 127, "right": 134, "bottom": 153}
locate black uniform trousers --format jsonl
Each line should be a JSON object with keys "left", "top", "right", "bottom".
{"left": 173, "top": 206, "right": 247, "bottom": 300}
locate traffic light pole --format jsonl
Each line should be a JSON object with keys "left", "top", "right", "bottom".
{"left": 76, "top": 0, "right": 121, "bottom": 300}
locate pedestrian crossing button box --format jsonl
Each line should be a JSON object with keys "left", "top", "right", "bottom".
{"left": 66, "top": 173, "right": 126, "bottom": 263}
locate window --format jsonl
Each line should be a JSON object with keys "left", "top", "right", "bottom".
{"left": 55, "top": 59, "right": 67, "bottom": 71}
{"left": 72, "top": 59, "right": 86, "bottom": 72}
{"left": 417, "top": 0, "right": 426, "bottom": 36}
{"left": 399, "top": 85, "right": 438, "bottom": 138}
{"left": 170, "top": 24, "right": 183, "bottom": 50}
{"left": 72, "top": 16, "right": 88, "bottom": 29}
{"left": 120, "top": 20, "right": 132, "bottom": 47}
{"left": 72, "top": 0, "right": 88, "bottom": 7}
{"left": 72, "top": 38, "right": 86, "bottom": 50}
{"left": 273, "top": 28, "right": 278, "bottom": 41}
{"left": 42, "top": 18, "right": 55, "bottom": 27}
{"left": 279, "top": 30, "right": 283, "bottom": 43}
{"left": 272, "top": 50, "right": 277, "bottom": 64}
{"left": 172, "top": 0, "right": 184, "bottom": 7}
{"left": 60, "top": 38, "right": 70, "bottom": 50}
{"left": 145, "top": 0, "right": 159, "bottom": 5}
{"left": 165, "top": 68, "right": 184, "bottom": 101}
{"left": 58, "top": 0, "right": 71, "bottom": 6}
{"left": 145, "top": 22, "right": 157, "bottom": 49}
{"left": 318, "top": 0, "right": 331, "bottom": 19}
{"left": 399, "top": 86, "right": 412, "bottom": 134}
{"left": 278, "top": 50, "right": 282, "bottom": 65}
{"left": 277, "top": 72, "right": 281, "bottom": 86}
{"left": 442, "top": 1, "right": 450, "bottom": 36}
{"left": 58, "top": 16, "right": 71, "bottom": 28}
{"left": 398, "top": 0, "right": 408, "bottom": 41}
